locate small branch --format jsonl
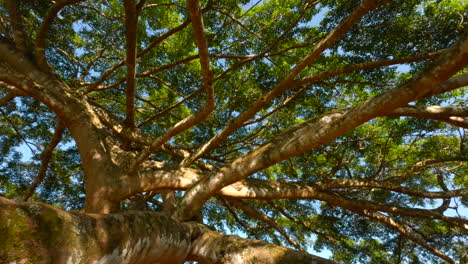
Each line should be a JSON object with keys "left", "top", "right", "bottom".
{"left": 357, "top": 209, "right": 455, "bottom": 264}
{"left": 219, "top": 197, "right": 266, "bottom": 230}
{"left": 84, "top": 19, "right": 193, "bottom": 94}
{"left": 123, "top": 0, "right": 139, "bottom": 129}
{"left": 268, "top": 201, "right": 342, "bottom": 243}
{"left": 138, "top": 88, "right": 202, "bottom": 128}
{"left": 35, "top": 0, "right": 84, "bottom": 72}
{"left": 23, "top": 120, "right": 65, "bottom": 201}
{"left": 0, "top": 108, "right": 36, "bottom": 155}
{"left": 229, "top": 199, "right": 305, "bottom": 252}
{"left": 296, "top": 49, "right": 444, "bottom": 86}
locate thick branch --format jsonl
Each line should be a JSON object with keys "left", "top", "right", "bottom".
{"left": 187, "top": 222, "right": 334, "bottom": 264}
{"left": 0, "top": 197, "right": 191, "bottom": 264}
{"left": 0, "top": 92, "right": 16, "bottom": 107}
{"left": 123, "top": 0, "right": 139, "bottom": 128}
{"left": 128, "top": 0, "right": 216, "bottom": 170}
{"left": 174, "top": 32, "right": 468, "bottom": 221}
{"left": 23, "top": 120, "right": 66, "bottom": 201}
{"left": 182, "top": 0, "right": 390, "bottom": 166}
{"left": 1, "top": 197, "right": 333, "bottom": 264}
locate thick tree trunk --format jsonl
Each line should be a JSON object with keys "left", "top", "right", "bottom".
{"left": 0, "top": 197, "right": 334, "bottom": 264}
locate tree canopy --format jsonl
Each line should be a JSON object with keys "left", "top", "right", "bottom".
{"left": 0, "top": 0, "right": 467, "bottom": 263}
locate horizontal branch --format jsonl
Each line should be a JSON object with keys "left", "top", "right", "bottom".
{"left": 386, "top": 105, "right": 468, "bottom": 128}
{"left": 0, "top": 196, "right": 192, "bottom": 263}
{"left": 187, "top": 222, "right": 334, "bottom": 264}
{"left": 1, "top": 197, "right": 333, "bottom": 264}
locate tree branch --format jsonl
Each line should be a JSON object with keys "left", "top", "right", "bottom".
{"left": 182, "top": 0, "right": 390, "bottom": 167}
{"left": 386, "top": 105, "right": 468, "bottom": 128}
{"left": 23, "top": 120, "right": 66, "bottom": 201}
{"left": 229, "top": 199, "right": 305, "bottom": 252}
{"left": 174, "top": 32, "right": 467, "bottom": 221}
{"left": 34, "top": 0, "right": 84, "bottom": 72}
{"left": 0, "top": 92, "right": 16, "bottom": 107}
{"left": 127, "top": 0, "right": 216, "bottom": 171}
{"left": 6, "top": 0, "right": 26, "bottom": 52}
{"left": 123, "top": 0, "right": 138, "bottom": 129}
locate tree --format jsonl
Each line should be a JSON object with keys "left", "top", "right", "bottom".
{"left": 0, "top": 0, "right": 467, "bottom": 263}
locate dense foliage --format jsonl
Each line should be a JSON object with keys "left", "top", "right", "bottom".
{"left": 0, "top": 0, "right": 467, "bottom": 263}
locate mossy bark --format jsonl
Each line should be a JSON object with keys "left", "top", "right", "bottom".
{"left": 0, "top": 197, "right": 334, "bottom": 264}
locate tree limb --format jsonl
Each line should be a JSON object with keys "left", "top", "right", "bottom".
{"left": 123, "top": 0, "right": 139, "bottom": 129}
{"left": 229, "top": 199, "right": 305, "bottom": 252}
{"left": 23, "top": 120, "right": 66, "bottom": 201}
{"left": 182, "top": 0, "right": 390, "bottom": 167}
{"left": 386, "top": 105, "right": 468, "bottom": 128}
{"left": 34, "top": 0, "right": 84, "bottom": 72}
{"left": 6, "top": 0, "right": 26, "bottom": 52}
{"left": 128, "top": 0, "right": 216, "bottom": 171}
{"left": 174, "top": 32, "right": 467, "bottom": 221}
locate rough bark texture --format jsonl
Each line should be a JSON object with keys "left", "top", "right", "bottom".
{"left": 0, "top": 197, "right": 333, "bottom": 264}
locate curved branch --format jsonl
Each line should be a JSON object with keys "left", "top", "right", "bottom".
{"left": 0, "top": 92, "right": 16, "bottom": 107}
{"left": 174, "top": 32, "right": 468, "bottom": 221}
{"left": 182, "top": 0, "right": 390, "bottom": 167}
{"left": 428, "top": 72, "right": 468, "bottom": 96}
{"left": 34, "top": 0, "right": 84, "bottom": 71}
{"left": 23, "top": 120, "right": 66, "bottom": 201}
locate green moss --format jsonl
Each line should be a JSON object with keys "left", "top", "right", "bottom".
{"left": 0, "top": 208, "right": 42, "bottom": 263}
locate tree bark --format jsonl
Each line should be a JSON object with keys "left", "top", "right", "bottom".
{"left": 0, "top": 197, "right": 334, "bottom": 264}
